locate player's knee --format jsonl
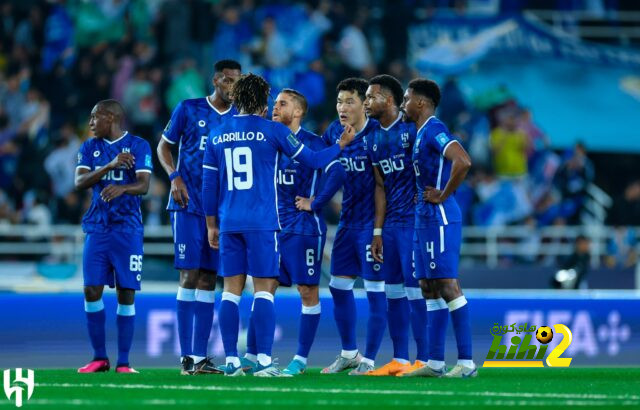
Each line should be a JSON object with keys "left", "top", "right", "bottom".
{"left": 298, "top": 285, "right": 319, "bottom": 305}
{"left": 117, "top": 288, "right": 135, "bottom": 305}
{"left": 197, "top": 270, "right": 216, "bottom": 290}
{"left": 83, "top": 286, "right": 102, "bottom": 302}
{"left": 437, "top": 279, "right": 461, "bottom": 301}
{"left": 420, "top": 279, "right": 439, "bottom": 299}
{"left": 179, "top": 269, "right": 200, "bottom": 288}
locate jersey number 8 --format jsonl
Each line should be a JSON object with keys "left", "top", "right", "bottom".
{"left": 224, "top": 147, "right": 253, "bottom": 190}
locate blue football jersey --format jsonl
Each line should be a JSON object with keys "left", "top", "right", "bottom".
{"left": 203, "top": 115, "right": 341, "bottom": 233}
{"left": 162, "top": 97, "right": 237, "bottom": 215}
{"left": 412, "top": 116, "right": 461, "bottom": 226}
{"left": 321, "top": 118, "right": 379, "bottom": 229}
{"left": 76, "top": 132, "right": 153, "bottom": 233}
{"left": 369, "top": 115, "right": 416, "bottom": 228}
{"left": 277, "top": 127, "right": 328, "bottom": 236}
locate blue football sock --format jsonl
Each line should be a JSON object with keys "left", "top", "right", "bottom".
{"left": 116, "top": 303, "right": 135, "bottom": 367}
{"left": 176, "top": 287, "right": 196, "bottom": 357}
{"left": 448, "top": 296, "right": 473, "bottom": 360}
{"left": 329, "top": 278, "right": 357, "bottom": 351}
{"left": 253, "top": 292, "right": 276, "bottom": 358}
{"left": 219, "top": 292, "right": 241, "bottom": 358}
{"left": 364, "top": 281, "right": 387, "bottom": 361}
{"left": 85, "top": 299, "right": 107, "bottom": 360}
{"left": 427, "top": 298, "right": 449, "bottom": 362}
{"left": 386, "top": 284, "right": 410, "bottom": 361}
{"left": 297, "top": 303, "right": 321, "bottom": 359}
{"left": 409, "top": 296, "right": 429, "bottom": 362}
{"left": 193, "top": 289, "right": 215, "bottom": 358}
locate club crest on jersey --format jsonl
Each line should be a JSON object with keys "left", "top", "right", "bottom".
{"left": 198, "top": 120, "right": 206, "bottom": 127}
{"left": 93, "top": 150, "right": 100, "bottom": 157}
{"left": 287, "top": 133, "right": 301, "bottom": 148}
{"left": 401, "top": 132, "right": 410, "bottom": 148}
{"left": 435, "top": 132, "right": 450, "bottom": 147}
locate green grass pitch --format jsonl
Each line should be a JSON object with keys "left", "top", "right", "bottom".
{"left": 15, "top": 368, "right": 640, "bottom": 409}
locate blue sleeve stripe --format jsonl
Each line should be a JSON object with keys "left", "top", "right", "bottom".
{"left": 290, "top": 144, "right": 305, "bottom": 159}
{"left": 161, "top": 134, "right": 177, "bottom": 144}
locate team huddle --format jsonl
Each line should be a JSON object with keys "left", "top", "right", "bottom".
{"left": 74, "top": 59, "right": 476, "bottom": 378}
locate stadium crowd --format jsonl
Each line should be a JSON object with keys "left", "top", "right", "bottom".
{"left": 0, "top": 0, "right": 638, "bottom": 267}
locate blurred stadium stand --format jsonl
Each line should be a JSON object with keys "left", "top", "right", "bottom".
{"left": 0, "top": 0, "right": 639, "bottom": 291}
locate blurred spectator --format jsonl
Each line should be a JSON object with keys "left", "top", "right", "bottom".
{"left": 44, "top": 122, "right": 79, "bottom": 199}
{"left": 489, "top": 106, "right": 529, "bottom": 178}
{"left": 605, "top": 227, "right": 638, "bottom": 268}
{"left": 552, "top": 142, "right": 594, "bottom": 224}
{"left": 337, "top": 9, "right": 374, "bottom": 74}
{"left": 122, "top": 66, "right": 160, "bottom": 139}
{"left": 165, "top": 59, "right": 205, "bottom": 111}
{"left": 607, "top": 180, "right": 640, "bottom": 226}
{"left": 551, "top": 234, "right": 591, "bottom": 289}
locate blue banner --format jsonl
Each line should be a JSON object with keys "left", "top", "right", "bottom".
{"left": 408, "top": 14, "right": 640, "bottom": 73}
{"left": 0, "top": 291, "right": 638, "bottom": 368}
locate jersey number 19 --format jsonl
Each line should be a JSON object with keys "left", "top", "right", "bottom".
{"left": 224, "top": 147, "right": 253, "bottom": 190}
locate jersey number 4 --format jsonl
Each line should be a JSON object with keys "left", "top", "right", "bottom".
{"left": 224, "top": 147, "right": 253, "bottom": 190}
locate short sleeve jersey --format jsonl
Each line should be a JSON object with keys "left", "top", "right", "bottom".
{"left": 162, "top": 97, "right": 237, "bottom": 215}
{"left": 76, "top": 132, "right": 153, "bottom": 233}
{"left": 369, "top": 115, "right": 416, "bottom": 227}
{"left": 321, "top": 118, "right": 379, "bottom": 229}
{"left": 277, "top": 127, "right": 328, "bottom": 236}
{"left": 412, "top": 116, "right": 461, "bottom": 227}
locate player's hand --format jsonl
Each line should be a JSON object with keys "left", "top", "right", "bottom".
{"left": 371, "top": 234, "right": 383, "bottom": 263}
{"left": 337, "top": 124, "right": 356, "bottom": 149}
{"left": 171, "top": 176, "right": 189, "bottom": 208}
{"left": 423, "top": 186, "right": 445, "bottom": 204}
{"left": 295, "top": 196, "right": 314, "bottom": 211}
{"left": 108, "top": 153, "right": 135, "bottom": 170}
{"left": 208, "top": 226, "right": 219, "bottom": 249}
{"left": 100, "top": 184, "right": 126, "bottom": 202}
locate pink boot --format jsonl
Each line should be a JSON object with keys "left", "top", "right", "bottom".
{"left": 78, "top": 359, "right": 110, "bottom": 373}
{"left": 115, "top": 366, "right": 139, "bottom": 373}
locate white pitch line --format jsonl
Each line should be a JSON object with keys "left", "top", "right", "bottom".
{"left": 35, "top": 383, "right": 640, "bottom": 402}
{"left": 1, "top": 398, "right": 634, "bottom": 408}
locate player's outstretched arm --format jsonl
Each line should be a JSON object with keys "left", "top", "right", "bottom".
{"left": 157, "top": 138, "right": 189, "bottom": 208}
{"left": 75, "top": 152, "right": 135, "bottom": 191}
{"left": 292, "top": 123, "right": 356, "bottom": 170}
{"left": 423, "top": 141, "right": 472, "bottom": 204}
{"left": 371, "top": 166, "right": 386, "bottom": 263}
{"left": 100, "top": 171, "right": 151, "bottom": 202}
{"left": 295, "top": 159, "right": 346, "bottom": 212}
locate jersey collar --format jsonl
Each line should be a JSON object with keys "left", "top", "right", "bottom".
{"left": 354, "top": 117, "right": 370, "bottom": 138}
{"left": 294, "top": 126, "right": 302, "bottom": 135}
{"left": 416, "top": 115, "right": 436, "bottom": 135}
{"left": 207, "top": 94, "right": 233, "bottom": 115}
{"left": 380, "top": 112, "right": 403, "bottom": 131}
{"left": 105, "top": 131, "right": 128, "bottom": 145}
